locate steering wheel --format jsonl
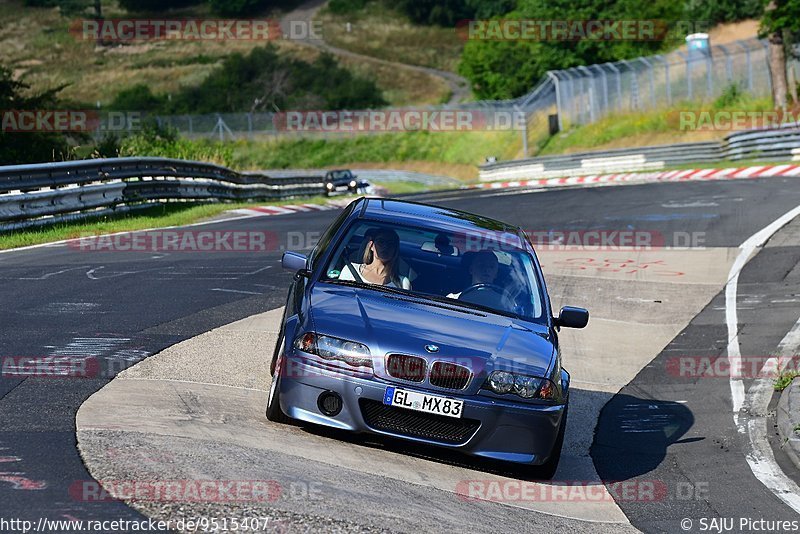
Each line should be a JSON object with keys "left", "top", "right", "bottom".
{"left": 458, "top": 283, "right": 506, "bottom": 307}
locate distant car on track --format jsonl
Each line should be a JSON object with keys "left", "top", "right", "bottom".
{"left": 267, "top": 198, "right": 588, "bottom": 478}
{"left": 324, "top": 169, "right": 366, "bottom": 196}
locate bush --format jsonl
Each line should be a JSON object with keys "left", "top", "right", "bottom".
{"left": 207, "top": 0, "right": 268, "bottom": 16}
{"left": 713, "top": 83, "right": 746, "bottom": 110}
{"left": 684, "top": 0, "right": 763, "bottom": 25}
{"left": 92, "top": 132, "right": 121, "bottom": 158}
{"left": 118, "top": 0, "right": 200, "bottom": 12}
{"left": 120, "top": 120, "right": 233, "bottom": 166}
{"left": 166, "top": 45, "right": 386, "bottom": 113}
{"left": 328, "top": 0, "right": 369, "bottom": 14}
{"left": 393, "top": 0, "right": 516, "bottom": 26}
{"left": 109, "top": 84, "right": 167, "bottom": 112}
{"left": 458, "top": 0, "right": 683, "bottom": 99}
{"left": 0, "top": 67, "right": 74, "bottom": 164}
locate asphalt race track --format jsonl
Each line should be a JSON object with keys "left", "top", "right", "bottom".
{"left": 2, "top": 176, "right": 800, "bottom": 532}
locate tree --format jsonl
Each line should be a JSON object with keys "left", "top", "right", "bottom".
{"left": 117, "top": 0, "right": 198, "bottom": 12}
{"left": 458, "top": 0, "right": 682, "bottom": 99}
{"left": 24, "top": 0, "right": 102, "bottom": 17}
{"left": 207, "top": 0, "right": 267, "bottom": 16}
{"left": 0, "top": 67, "right": 72, "bottom": 165}
{"left": 761, "top": 0, "right": 800, "bottom": 109}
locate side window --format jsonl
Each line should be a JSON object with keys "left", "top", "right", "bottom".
{"left": 309, "top": 204, "right": 354, "bottom": 271}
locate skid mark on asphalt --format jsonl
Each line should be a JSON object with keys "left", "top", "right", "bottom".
{"left": 0, "top": 446, "right": 47, "bottom": 491}
{"left": 550, "top": 257, "right": 685, "bottom": 277}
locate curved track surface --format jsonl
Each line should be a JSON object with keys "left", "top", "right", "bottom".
{"left": 2, "top": 177, "right": 800, "bottom": 531}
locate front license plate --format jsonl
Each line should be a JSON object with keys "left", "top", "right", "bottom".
{"left": 383, "top": 387, "right": 463, "bottom": 418}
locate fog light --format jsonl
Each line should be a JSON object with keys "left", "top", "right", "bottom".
{"left": 318, "top": 391, "right": 343, "bottom": 416}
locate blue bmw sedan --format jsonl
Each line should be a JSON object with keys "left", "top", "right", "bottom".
{"left": 267, "top": 198, "right": 588, "bottom": 478}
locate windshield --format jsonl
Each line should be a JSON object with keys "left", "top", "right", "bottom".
{"left": 329, "top": 171, "right": 351, "bottom": 180}
{"left": 321, "top": 219, "right": 546, "bottom": 323}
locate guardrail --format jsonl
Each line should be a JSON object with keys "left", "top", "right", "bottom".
{"left": 0, "top": 158, "right": 324, "bottom": 231}
{"left": 480, "top": 125, "right": 800, "bottom": 182}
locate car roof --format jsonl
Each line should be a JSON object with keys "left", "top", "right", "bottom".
{"left": 357, "top": 198, "right": 520, "bottom": 234}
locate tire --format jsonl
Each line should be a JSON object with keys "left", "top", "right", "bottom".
{"left": 266, "top": 340, "right": 290, "bottom": 424}
{"left": 269, "top": 316, "right": 286, "bottom": 376}
{"left": 526, "top": 405, "right": 568, "bottom": 480}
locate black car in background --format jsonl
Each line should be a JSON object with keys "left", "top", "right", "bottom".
{"left": 325, "top": 169, "right": 360, "bottom": 196}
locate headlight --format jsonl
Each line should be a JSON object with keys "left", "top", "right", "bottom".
{"left": 483, "top": 370, "right": 558, "bottom": 400}
{"left": 326, "top": 183, "right": 334, "bottom": 189}
{"left": 293, "top": 332, "right": 372, "bottom": 367}
{"left": 349, "top": 180, "right": 357, "bottom": 187}
{"left": 487, "top": 371, "right": 514, "bottom": 393}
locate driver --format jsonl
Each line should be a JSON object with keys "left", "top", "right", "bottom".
{"left": 447, "top": 250, "right": 499, "bottom": 299}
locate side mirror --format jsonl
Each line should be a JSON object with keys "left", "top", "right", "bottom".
{"left": 555, "top": 306, "right": 589, "bottom": 329}
{"left": 282, "top": 251, "right": 309, "bottom": 274}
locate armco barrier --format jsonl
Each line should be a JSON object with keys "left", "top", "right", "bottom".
{"left": 480, "top": 125, "right": 800, "bottom": 182}
{"left": 0, "top": 158, "right": 323, "bottom": 231}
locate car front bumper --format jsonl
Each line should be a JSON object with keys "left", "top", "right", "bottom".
{"left": 277, "top": 356, "right": 566, "bottom": 465}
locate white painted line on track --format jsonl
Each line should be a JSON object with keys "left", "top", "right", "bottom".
{"left": 210, "top": 288, "right": 264, "bottom": 296}
{"left": 724, "top": 205, "right": 800, "bottom": 514}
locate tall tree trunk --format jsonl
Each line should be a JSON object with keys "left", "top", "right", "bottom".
{"left": 787, "top": 30, "right": 799, "bottom": 106}
{"left": 767, "top": 1, "right": 789, "bottom": 110}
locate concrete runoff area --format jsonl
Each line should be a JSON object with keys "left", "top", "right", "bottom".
{"left": 76, "top": 247, "right": 738, "bottom": 530}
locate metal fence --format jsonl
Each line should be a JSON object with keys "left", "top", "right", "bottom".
{"left": 0, "top": 158, "right": 324, "bottom": 231}
{"left": 145, "top": 38, "right": 798, "bottom": 159}
{"left": 549, "top": 38, "right": 780, "bottom": 130}
{"left": 479, "top": 123, "right": 800, "bottom": 182}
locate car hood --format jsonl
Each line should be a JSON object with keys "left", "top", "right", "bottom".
{"left": 307, "top": 284, "right": 555, "bottom": 389}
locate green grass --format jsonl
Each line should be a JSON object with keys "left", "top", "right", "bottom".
{"left": 538, "top": 94, "right": 774, "bottom": 156}
{"left": 0, "top": 0, "right": 449, "bottom": 108}
{"left": 775, "top": 371, "right": 799, "bottom": 392}
{"left": 0, "top": 197, "right": 328, "bottom": 251}
{"left": 229, "top": 130, "right": 521, "bottom": 170}
{"left": 372, "top": 180, "right": 450, "bottom": 194}
{"left": 659, "top": 159, "right": 799, "bottom": 171}
{"left": 318, "top": 2, "right": 464, "bottom": 72}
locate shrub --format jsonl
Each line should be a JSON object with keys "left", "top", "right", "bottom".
{"left": 119, "top": 120, "right": 233, "bottom": 166}
{"left": 207, "top": 0, "right": 268, "bottom": 16}
{"left": 166, "top": 45, "right": 386, "bottom": 113}
{"left": 0, "top": 67, "right": 74, "bottom": 164}
{"left": 109, "top": 84, "right": 167, "bottom": 112}
{"left": 328, "top": 0, "right": 369, "bottom": 14}
{"left": 118, "top": 0, "right": 200, "bottom": 12}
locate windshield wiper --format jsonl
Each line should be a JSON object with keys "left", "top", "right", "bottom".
{"left": 383, "top": 293, "right": 487, "bottom": 317}
{"left": 325, "top": 278, "right": 412, "bottom": 298}
{"left": 324, "top": 279, "right": 544, "bottom": 325}
{"left": 326, "top": 279, "right": 486, "bottom": 315}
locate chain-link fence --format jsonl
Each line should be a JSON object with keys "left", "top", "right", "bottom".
{"left": 150, "top": 37, "right": 798, "bottom": 157}
{"left": 549, "top": 38, "right": 780, "bottom": 130}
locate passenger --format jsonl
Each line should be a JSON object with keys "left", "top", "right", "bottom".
{"left": 339, "top": 228, "right": 412, "bottom": 289}
{"left": 448, "top": 250, "right": 499, "bottom": 299}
